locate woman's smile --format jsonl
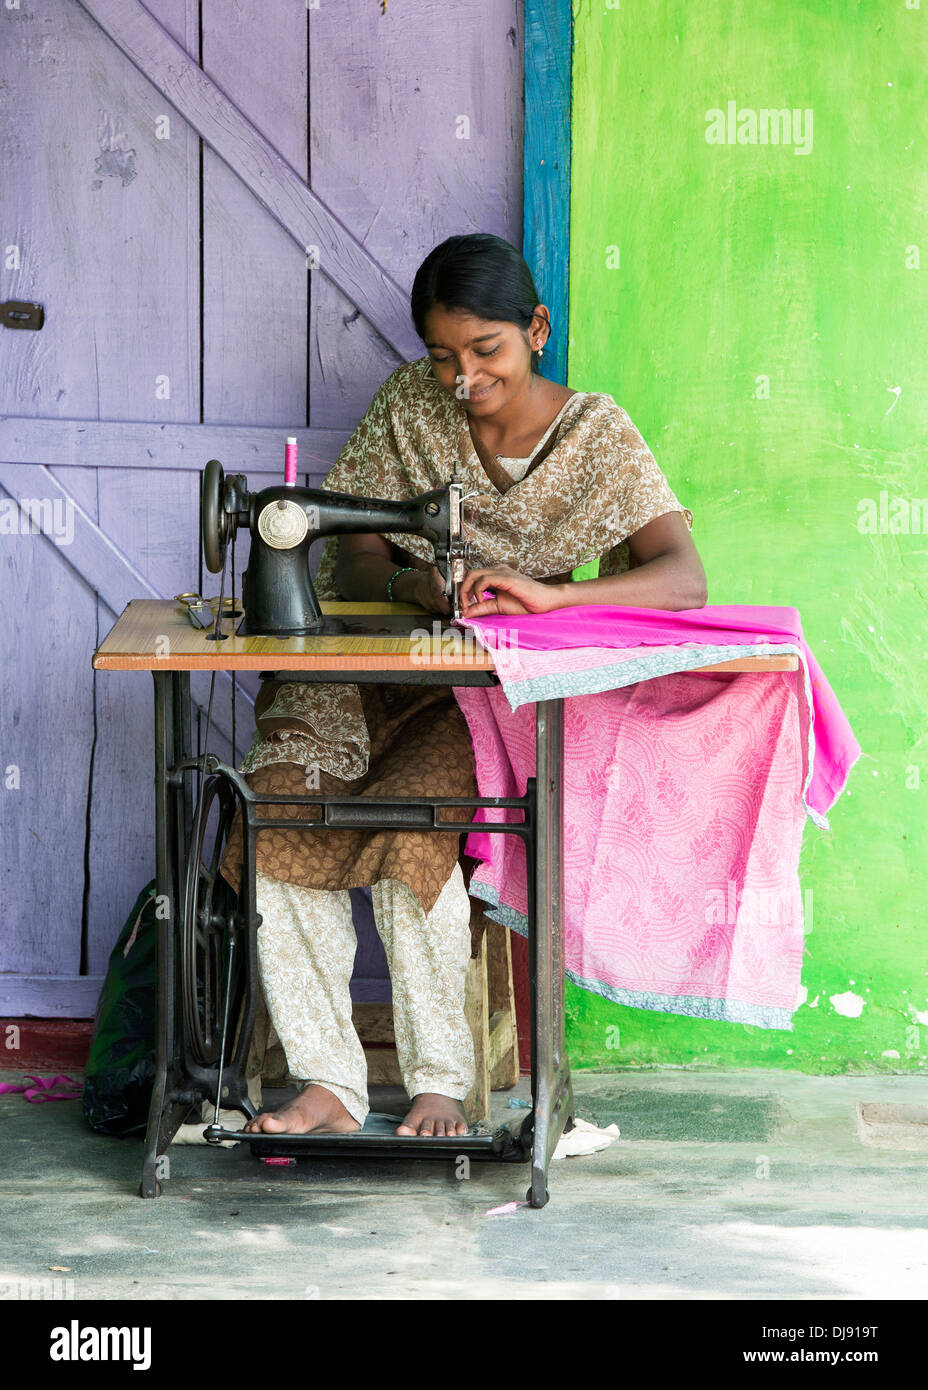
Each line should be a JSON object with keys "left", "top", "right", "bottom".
{"left": 467, "top": 379, "right": 498, "bottom": 402}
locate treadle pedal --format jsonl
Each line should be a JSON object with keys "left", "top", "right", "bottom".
{"left": 202, "top": 1112, "right": 529, "bottom": 1162}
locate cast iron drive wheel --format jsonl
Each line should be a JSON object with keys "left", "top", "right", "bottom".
{"left": 181, "top": 773, "right": 243, "bottom": 1067}
{"left": 201, "top": 458, "right": 228, "bottom": 575}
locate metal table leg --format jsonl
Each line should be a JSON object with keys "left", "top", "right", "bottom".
{"left": 528, "top": 698, "right": 573, "bottom": 1208}
{"left": 141, "top": 672, "right": 195, "bottom": 1198}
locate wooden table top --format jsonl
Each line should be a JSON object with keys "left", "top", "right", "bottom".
{"left": 93, "top": 599, "right": 800, "bottom": 676}
{"left": 92, "top": 599, "right": 489, "bottom": 672}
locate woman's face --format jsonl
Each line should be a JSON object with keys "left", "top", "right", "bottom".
{"left": 422, "top": 304, "right": 546, "bottom": 415}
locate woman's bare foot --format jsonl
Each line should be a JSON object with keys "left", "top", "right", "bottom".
{"left": 396, "top": 1093, "right": 469, "bottom": 1137}
{"left": 243, "top": 1083, "right": 362, "bottom": 1135}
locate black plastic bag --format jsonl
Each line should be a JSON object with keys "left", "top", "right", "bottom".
{"left": 82, "top": 880, "right": 157, "bottom": 1136}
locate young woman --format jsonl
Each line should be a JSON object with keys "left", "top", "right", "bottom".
{"left": 223, "top": 233, "right": 706, "bottom": 1139}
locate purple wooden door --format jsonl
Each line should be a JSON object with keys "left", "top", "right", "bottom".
{"left": 0, "top": 0, "right": 523, "bottom": 1017}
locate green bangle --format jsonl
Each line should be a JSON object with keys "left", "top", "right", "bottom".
{"left": 386, "top": 567, "right": 417, "bottom": 602}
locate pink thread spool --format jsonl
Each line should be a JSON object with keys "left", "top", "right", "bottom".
{"left": 284, "top": 436, "right": 298, "bottom": 486}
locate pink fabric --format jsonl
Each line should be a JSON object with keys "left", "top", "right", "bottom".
{"left": 458, "top": 604, "right": 859, "bottom": 819}
{"left": 0, "top": 1074, "right": 82, "bottom": 1101}
{"left": 453, "top": 605, "right": 859, "bottom": 1028}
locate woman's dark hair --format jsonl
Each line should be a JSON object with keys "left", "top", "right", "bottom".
{"left": 410, "top": 233, "right": 549, "bottom": 372}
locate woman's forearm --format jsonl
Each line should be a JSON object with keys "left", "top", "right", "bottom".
{"left": 334, "top": 550, "right": 424, "bottom": 604}
{"left": 549, "top": 551, "right": 708, "bottom": 612}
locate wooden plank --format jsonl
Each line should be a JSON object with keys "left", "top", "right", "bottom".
{"left": 75, "top": 0, "right": 423, "bottom": 362}
{"left": 0, "top": 978, "right": 106, "bottom": 1018}
{"left": 0, "top": 1018, "right": 94, "bottom": 1069}
{"left": 485, "top": 919, "right": 519, "bottom": 1089}
{"left": 352, "top": 1003, "right": 395, "bottom": 1044}
{"left": 485, "top": 917, "right": 514, "bottom": 1013}
{"left": 688, "top": 657, "right": 800, "bottom": 673}
{"left": 524, "top": 0, "right": 573, "bottom": 389}
{"left": 0, "top": 0, "right": 198, "bottom": 424}
{"left": 0, "top": 419, "right": 350, "bottom": 475}
{"left": 361, "top": 1048, "right": 403, "bottom": 1087}
{"left": 201, "top": 3, "right": 309, "bottom": 428}
{"left": 354, "top": 996, "right": 401, "bottom": 1087}
{"left": 92, "top": 600, "right": 496, "bottom": 672}
{"left": 0, "top": 505, "right": 97, "bottom": 978}
{"left": 307, "top": 0, "right": 524, "bottom": 428}
{"left": 38, "top": 464, "right": 154, "bottom": 987}
{"left": 488, "top": 1009, "right": 518, "bottom": 1089}
{"left": 463, "top": 933, "right": 490, "bottom": 1124}
{"left": 84, "top": 660, "right": 159, "bottom": 979}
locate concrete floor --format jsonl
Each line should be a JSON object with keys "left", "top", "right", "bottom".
{"left": 2, "top": 1067, "right": 927, "bottom": 1301}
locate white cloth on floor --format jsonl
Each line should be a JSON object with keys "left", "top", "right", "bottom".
{"left": 552, "top": 1116, "right": 620, "bottom": 1160}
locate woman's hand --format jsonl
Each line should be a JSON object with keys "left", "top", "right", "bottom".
{"left": 398, "top": 564, "right": 451, "bottom": 615}
{"left": 458, "top": 564, "right": 564, "bottom": 618}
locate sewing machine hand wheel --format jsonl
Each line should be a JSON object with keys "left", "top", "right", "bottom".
{"left": 182, "top": 773, "right": 243, "bottom": 1066}
{"left": 201, "top": 458, "right": 229, "bottom": 574}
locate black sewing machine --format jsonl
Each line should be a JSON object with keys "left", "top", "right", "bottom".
{"left": 200, "top": 458, "right": 467, "bottom": 636}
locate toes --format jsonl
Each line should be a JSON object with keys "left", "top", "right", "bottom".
{"left": 397, "top": 1106, "right": 468, "bottom": 1137}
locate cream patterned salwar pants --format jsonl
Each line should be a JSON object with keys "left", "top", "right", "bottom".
{"left": 253, "top": 862, "right": 475, "bottom": 1126}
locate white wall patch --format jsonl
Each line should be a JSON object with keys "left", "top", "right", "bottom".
{"left": 830, "top": 990, "right": 865, "bottom": 1018}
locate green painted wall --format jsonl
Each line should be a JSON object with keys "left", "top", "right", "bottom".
{"left": 565, "top": 0, "right": 927, "bottom": 1073}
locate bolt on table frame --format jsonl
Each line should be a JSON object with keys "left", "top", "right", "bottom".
{"left": 93, "top": 600, "right": 573, "bottom": 1207}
